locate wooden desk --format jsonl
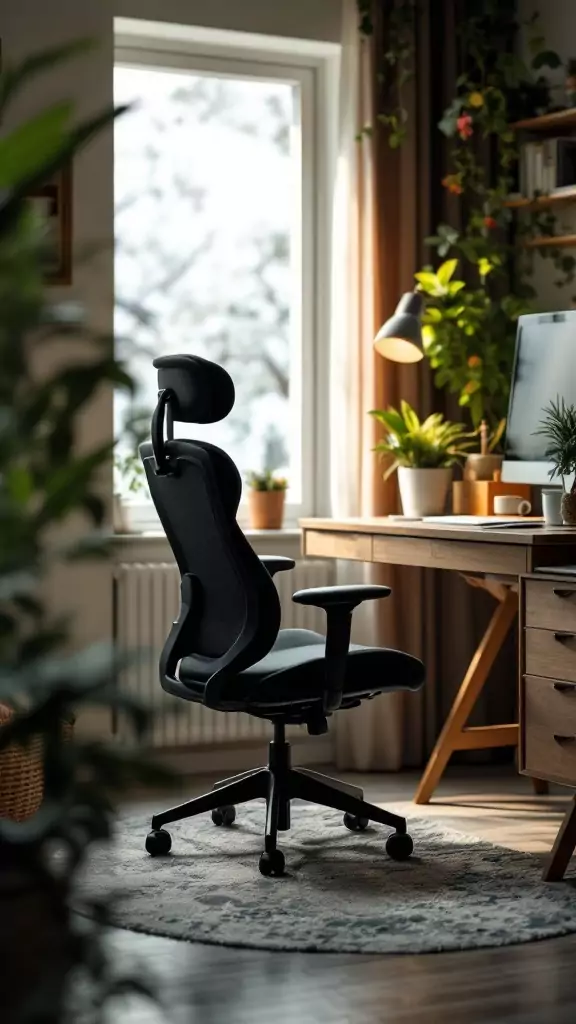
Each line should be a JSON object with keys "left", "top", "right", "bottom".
{"left": 300, "top": 517, "right": 576, "bottom": 804}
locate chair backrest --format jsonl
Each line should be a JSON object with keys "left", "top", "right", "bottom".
{"left": 140, "top": 354, "right": 281, "bottom": 683}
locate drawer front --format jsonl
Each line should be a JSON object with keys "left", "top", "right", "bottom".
{"left": 372, "top": 536, "right": 525, "bottom": 574}
{"left": 303, "top": 530, "right": 372, "bottom": 562}
{"left": 525, "top": 578, "right": 576, "bottom": 631}
{"left": 525, "top": 627, "right": 576, "bottom": 682}
{"left": 522, "top": 674, "right": 576, "bottom": 785}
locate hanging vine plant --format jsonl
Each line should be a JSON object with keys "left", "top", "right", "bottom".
{"left": 358, "top": 1, "right": 571, "bottom": 443}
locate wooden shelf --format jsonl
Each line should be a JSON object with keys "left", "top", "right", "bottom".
{"left": 504, "top": 187, "right": 576, "bottom": 209}
{"left": 512, "top": 109, "right": 576, "bottom": 132}
{"left": 523, "top": 234, "right": 576, "bottom": 249}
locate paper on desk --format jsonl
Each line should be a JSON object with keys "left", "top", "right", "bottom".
{"left": 422, "top": 515, "right": 545, "bottom": 528}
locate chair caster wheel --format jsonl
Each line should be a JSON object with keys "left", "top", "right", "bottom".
{"left": 385, "top": 831, "right": 413, "bottom": 861}
{"left": 145, "top": 829, "right": 172, "bottom": 856}
{"left": 343, "top": 812, "right": 369, "bottom": 832}
{"left": 259, "top": 849, "right": 285, "bottom": 877}
{"left": 211, "top": 805, "right": 236, "bottom": 827}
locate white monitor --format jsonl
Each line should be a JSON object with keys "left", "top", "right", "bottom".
{"left": 502, "top": 310, "right": 576, "bottom": 486}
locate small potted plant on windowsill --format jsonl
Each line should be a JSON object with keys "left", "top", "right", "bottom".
{"left": 536, "top": 398, "right": 576, "bottom": 524}
{"left": 113, "top": 451, "right": 146, "bottom": 533}
{"left": 246, "top": 471, "right": 288, "bottom": 529}
{"left": 370, "top": 400, "right": 474, "bottom": 517}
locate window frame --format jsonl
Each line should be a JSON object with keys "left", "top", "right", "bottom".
{"left": 114, "top": 29, "right": 338, "bottom": 530}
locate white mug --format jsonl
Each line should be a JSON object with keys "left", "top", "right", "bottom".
{"left": 542, "top": 488, "right": 563, "bottom": 526}
{"left": 493, "top": 495, "right": 532, "bottom": 516}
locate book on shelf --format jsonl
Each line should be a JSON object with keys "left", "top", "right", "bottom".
{"left": 519, "top": 137, "right": 576, "bottom": 198}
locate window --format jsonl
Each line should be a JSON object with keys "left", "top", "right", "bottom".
{"left": 114, "top": 43, "right": 327, "bottom": 527}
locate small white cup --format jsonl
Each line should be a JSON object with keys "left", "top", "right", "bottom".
{"left": 542, "top": 488, "right": 563, "bottom": 526}
{"left": 493, "top": 495, "right": 532, "bottom": 516}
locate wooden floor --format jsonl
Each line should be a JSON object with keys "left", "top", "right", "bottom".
{"left": 109, "top": 766, "right": 576, "bottom": 1024}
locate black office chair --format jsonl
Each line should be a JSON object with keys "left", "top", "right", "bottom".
{"left": 140, "top": 354, "right": 425, "bottom": 876}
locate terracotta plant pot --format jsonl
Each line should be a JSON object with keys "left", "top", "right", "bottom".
{"left": 463, "top": 453, "right": 504, "bottom": 482}
{"left": 561, "top": 491, "right": 576, "bottom": 526}
{"left": 247, "top": 489, "right": 286, "bottom": 529}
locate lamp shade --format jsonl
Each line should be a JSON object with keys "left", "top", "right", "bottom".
{"left": 374, "top": 291, "right": 424, "bottom": 363}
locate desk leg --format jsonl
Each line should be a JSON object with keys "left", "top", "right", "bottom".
{"left": 542, "top": 796, "right": 576, "bottom": 881}
{"left": 414, "top": 587, "right": 518, "bottom": 805}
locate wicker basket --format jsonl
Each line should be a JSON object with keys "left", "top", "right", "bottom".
{"left": 0, "top": 704, "right": 44, "bottom": 822}
{"left": 0, "top": 705, "right": 73, "bottom": 822}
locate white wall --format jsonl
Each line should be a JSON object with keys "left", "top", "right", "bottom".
{"left": 518, "top": 0, "right": 576, "bottom": 309}
{"left": 0, "top": 1, "right": 115, "bottom": 650}
{"left": 116, "top": 0, "right": 343, "bottom": 42}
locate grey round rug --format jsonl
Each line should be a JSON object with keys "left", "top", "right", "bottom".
{"left": 80, "top": 801, "right": 576, "bottom": 954}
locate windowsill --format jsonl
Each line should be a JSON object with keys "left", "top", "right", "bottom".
{"left": 112, "top": 527, "right": 303, "bottom": 562}
{"left": 112, "top": 527, "right": 301, "bottom": 540}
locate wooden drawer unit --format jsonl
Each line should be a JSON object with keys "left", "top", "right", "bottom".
{"left": 525, "top": 627, "right": 576, "bottom": 681}
{"left": 522, "top": 674, "right": 576, "bottom": 786}
{"left": 525, "top": 578, "right": 576, "bottom": 632}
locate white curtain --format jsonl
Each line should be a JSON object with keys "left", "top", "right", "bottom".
{"left": 330, "top": 0, "right": 375, "bottom": 523}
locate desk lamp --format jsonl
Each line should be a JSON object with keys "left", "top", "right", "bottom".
{"left": 373, "top": 292, "right": 424, "bottom": 364}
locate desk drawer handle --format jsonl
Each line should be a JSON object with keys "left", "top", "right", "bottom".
{"left": 553, "top": 682, "right": 576, "bottom": 693}
{"left": 554, "top": 632, "right": 576, "bottom": 645}
{"left": 554, "top": 734, "right": 576, "bottom": 745}
{"left": 553, "top": 589, "right": 576, "bottom": 600}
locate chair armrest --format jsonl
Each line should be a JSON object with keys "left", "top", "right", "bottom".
{"left": 259, "top": 556, "right": 296, "bottom": 578}
{"left": 292, "top": 584, "right": 391, "bottom": 714}
{"left": 292, "top": 583, "right": 391, "bottom": 609}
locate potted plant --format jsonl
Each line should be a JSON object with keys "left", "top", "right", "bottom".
{"left": 246, "top": 471, "right": 288, "bottom": 529}
{"left": 535, "top": 398, "right": 576, "bottom": 524}
{"left": 370, "top": 400, "right": 474, "bottom": 517}
{"left": 463, "top": 418, "right": 507, "bottom": 482}
{"left": 0, "top": 42, "right": 167, "bottom": 1019}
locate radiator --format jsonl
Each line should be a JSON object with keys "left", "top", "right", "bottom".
{"left": 114, "top": 559, "right": 335, "bottom": 747}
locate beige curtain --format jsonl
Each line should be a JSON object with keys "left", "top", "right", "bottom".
{"left": 330, "top": 0, "right": 432, "bottom": 771}
{"left": 331, "top": 1, "right": 510, "bottom": 772}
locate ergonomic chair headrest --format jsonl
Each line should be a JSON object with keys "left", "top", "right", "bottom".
{"left": 153, "top": 354, "right": 235, "bottom": 424}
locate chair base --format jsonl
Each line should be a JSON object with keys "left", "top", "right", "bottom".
{"left": 147, "top": 722, "right": 413, "bottom": 876}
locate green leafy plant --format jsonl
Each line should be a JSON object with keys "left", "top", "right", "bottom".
{"left": 114, "top": 451, "right": 146, "bottom": 495}
{"left": 535, "top": 398, "right": 576, "bottom": 491}
{"left": 114, "top": 404, "right": 152, "bottom": 496}
{"left": 0, "top": 41, "right": 168, "bottom": 1020}
{"left": 359, "top": 2, "right": 574, "bottom": 438}
{"left": 566, "top": 58, "right": 576, "bottom": 106}
{"left": 246, "top": 470, "right": 288, "bottom": 492}
{"left": 370, "top": 400, "right": 474, "bottom": 479}
{"left": 483, "top": 416, "right": 507, "bottom": 453}
{"left": 417, "top": 258, "right": 522, "bottom": 432}
{"left": 357, "top": 0, "right": 417, "bottom": 148}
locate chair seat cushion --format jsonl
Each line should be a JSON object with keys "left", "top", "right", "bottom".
{"left": 179, "top": 627, "right": 424, "bottom": 709}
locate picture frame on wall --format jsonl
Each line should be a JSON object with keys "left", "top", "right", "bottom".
{"left": 26, "top": 164, "right": 73, "bottom": 286}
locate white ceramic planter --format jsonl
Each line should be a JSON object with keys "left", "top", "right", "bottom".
{"left": 113, "top": 493, "right": 130, "bottom": 534}
{"left": 397, "top": 467, "right": 452, "bottom": 517}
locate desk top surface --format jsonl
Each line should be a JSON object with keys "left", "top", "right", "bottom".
{"left": 299, "top": 516, "right": 576, "bottom": 547}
